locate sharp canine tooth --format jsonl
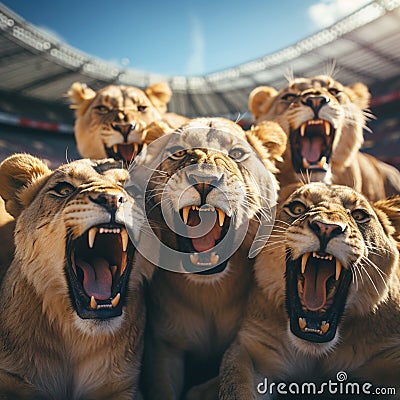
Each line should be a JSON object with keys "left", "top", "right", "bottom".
{"left": 182, "top": 206, "right": 190, "bottom": 224}
{"left": 319, "top": 156, "right": 327, "bottom": 168}
{"left": 88, "top": 227, "right": 97, "bottom": 248}
{"left": 111, "top": 265, "right": 118, "bottom": 275}
{"left": 321, "top": 322, "right": 330, "bottom": 334}
{"left": 90, "top": 296, "right": 97, "bottom": 310}
{"left": 190, "top": 253, "right": 199, "bottom": 264}
{"left": 300, "top": 123, "right": 306, "bottom": 137}
{"left": 324, "top": 121, "right": 331, "bottom": 136}
{"left": 120, "top": 252, "right": 127, "bottom": 275}
{"left": 302, "top": 157, "right": 309, "bottom": 168}
{"left": 301, "top": 253, "right": 310, "bottom": 274}
{"left": 313, "top": 251, "right": 317, "bottom": 258}
{"left": 192, "top": 205, "right": 196, "bottom": 210}
{"left": 133, "top": 143, "right": 139, "bottom": 154}
{"left": 113, "top": 145, "right": 118, "bottom": 153}
{"left": 210, "top": 252, "right": 219, "bottom": 265}
{"left": 120, "top": 229, "right": 129, "bottom": 252}
{"left": 335, "top": 259, "right": 342, "bottom": 280}
{"left": 111, "top": 293, "right": 121, "bottom": 308}
{"left": 217, "top": 209, "right": 225, "bottom": 227}
{"left": 299, "top": 317, "right": 307, "bottom": 330}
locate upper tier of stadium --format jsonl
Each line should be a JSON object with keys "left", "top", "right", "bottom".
{"left": 0, "top": 0, "right": 400, "bottom": 125}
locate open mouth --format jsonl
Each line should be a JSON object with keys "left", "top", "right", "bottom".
{"left": 286, "top": 251, "right": 352, "bottom": 342}
{"left": 290, "top": 119, "right": 334, "bottom": 173}
{"left": 66, "top": 224, "right": 135, "bottom": 319}
{"left": 176, "top": 204, "right": 231, "bottom": 275}
{"left": 105, "top": 143, "right": 145, "bottom": 163}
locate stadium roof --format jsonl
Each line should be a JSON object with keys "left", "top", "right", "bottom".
{"left": 0, "top": 0, "right": 400, "bottom": 120}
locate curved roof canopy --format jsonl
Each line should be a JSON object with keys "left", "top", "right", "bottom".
{"left": 1, "top": 0, "right": 400, "bottom": 119}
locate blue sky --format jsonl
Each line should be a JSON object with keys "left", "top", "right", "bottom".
{"left": 2, "top": 0, "right": 371, "bottom": 76}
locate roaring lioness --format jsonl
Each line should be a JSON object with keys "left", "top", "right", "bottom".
{"left": 69, "top": 81, "right": 188, "bottom": 163}
{"left": 0, "top": 154, "right": 149, "bottom": 399}
{"left": 249, "top": 75, "right": 400, "bottom": 201}
{"left": 132, "top": 117, "right": 287, "bottom": 399}
{"left": 219, "top": 183, "right": 400, "bottom": 399}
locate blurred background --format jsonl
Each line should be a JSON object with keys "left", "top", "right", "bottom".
{"left": 0, "top": 0, "right": 399, "bottom": 168}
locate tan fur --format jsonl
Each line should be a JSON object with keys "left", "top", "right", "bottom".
{"left": 68, "top": 82, "right": 188, "bottom": 161}
{"left": 219, "top": 184, "right": 400, "bottom": 399}
{"left": 0, "top": 198, "right": 14, "bottom": 281}
{"left": 0, "top": 154, "right": 147, "bottom": 399}
{"left": 249, "top": 75, "right": 400, "bottom": 201}
{"left": 138, "top": 117, "right": 286, "bottom": 400}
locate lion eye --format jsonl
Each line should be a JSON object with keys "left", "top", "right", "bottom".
{"left": 351, "top": 209, "right": 370, "bottom": 223}
{"left": 95, "top": 105, "right": 110, "bottom": 114}
{"left": 281, "top": 93, "right": 297, "bottom": 102}
{"left": 168, "top": 146, "right": 186, "bottom": 160}
{"left": 286, "top": 201, "right": 307, "bottom": 216}
{"left": 229, "top": 148, "right": 246, "bottom": 161}
{"left": 51, "top": 182, "right": 76, "bottom": 197}
{"left": 137, "top": 105, "right": 147, "bottom": 112}
{"left": 328, "top": 88, "right": 341, "bottom": 97}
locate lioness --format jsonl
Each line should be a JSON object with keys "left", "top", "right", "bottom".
{"left": 133, "top": 117, "right": 287, "bottom": 399}
{"left": 249, "top": 75, "right": 400, "bottom": 201}
{"left": 0, "top": 154, "right": 149, "bottom": 399}
{"left": 69, "top": 81, "right": 188, "bottom": 163}
{"left": 219, "top": 183, "right": 400, "bottom": 399}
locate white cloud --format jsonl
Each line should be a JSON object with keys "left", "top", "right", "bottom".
{"left": 308, "top": 0, "right": 372, "bottom": 29}
{"left": 185, "top": 15, "right": 205, "bottom": 76}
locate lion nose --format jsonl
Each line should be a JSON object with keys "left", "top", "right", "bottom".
{"left": 309, "top": 220, "right": 346, "bottom": 250}
{"left": 111, "top": 123, "right": 136, "bottom": 142}
{"left": 301, "top": 95, "right": 330, "bottom": 116}
{"left": 187, "top": 172, "right": 223, "bottom": 203}
{"left": 90, "top": 193, "right": 126, "bottom": 215}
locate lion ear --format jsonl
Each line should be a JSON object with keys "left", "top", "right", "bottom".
{"left": 68, "top": 82, "right": 97, "bottom": 115}
{"left": 145, "top": 82, "right": 172, "bottom": 113}
{"left": 0, "top": 154, "right": 52, "bottom": 218}
{"left": 249, "top": 86, "right": 279, "bottom": 120}
{"left": 345, "top": 82, "right": 371, "bottom": 110}
{"left": 246, "top": 121, "right": 287, "bottom": 166}
{"left": 374, "top": 196, "right": 400, "bottom": 242}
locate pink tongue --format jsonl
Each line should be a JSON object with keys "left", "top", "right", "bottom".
{"left": 118, "top": 144, "right": 135, "bottom": 162}
{"left": 76, "top": 258, "right": 112, "bottom": 300}
{"left": 301, "top": 137, "right": 323, "bottom": 163}
{"left": 187, "top": 213, "right": 222, "bottom": 252}
{"left": 302, "top": 260, "right": 334, "bottom": 311}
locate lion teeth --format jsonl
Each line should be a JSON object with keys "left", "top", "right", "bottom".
{"left": 300, "top": 122, "right": 306, "bottom": 137}
{"left": 111, "top": 265, "right": 118, "bottom": 276}
{"left": 113, "top": 145, "right": 118, "bottom": 154}
{"left": 90, "top": 296, "right": 97, "bottom": 310}
{"left": 182, "top": 206, "right": 190, "bottom": 225}
{"left": 320, "top": 321, "right": 330, "bottom": 334}
{"left": 190, "top": 253, "right": 199, "bottom": 264}
{"left": 323, "top": 121, "right": 331, "bottom": 136}
{"left": 120, "top": 228, "right": 128, "bottom": 252}
{"left": 318, "top": 156, "right": 327, "bottom": 168}
{"left": 301, "top": 252, "right": 310, "bottom": 274}
{"left": 302, "top": 157, "right": 309, "bottom": 168}
{"left": 133, "top": 142, "right": 139, "bottom": 155}
{"left": 335, "top": 259, "right": 342, "bottom": 280}
{"left": 111, "top": 293, "right": 121, "bottom": 308}
{"left": 210, "top": 252, "right": 220, "bottom": 266}
{"left": 298, "top": 317, "right": 307, "bottom": 330}
{"left": 217, "top": 208, "right": 225, "bottom": 227}
{"left": 88, "top": 227, "right": 97, "bottom": 249}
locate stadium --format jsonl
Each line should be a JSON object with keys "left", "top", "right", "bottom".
{"left": 0, "top": 0, "right": 399, "bottom": 168}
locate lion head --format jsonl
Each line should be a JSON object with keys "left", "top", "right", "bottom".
{"left": 69, "top": 82, "right": 186, "bottom": 163}
{"left": 249, "top": 75, "right": 371, "bottom": 183}
{"left": 0, "top": 154, "right": 143, "bottom": 334}
{"left": 255, "top": 183, "right": 399, "bottom": 355}
{"left": 132, "top": 117, "right": 286, "bottom": 280}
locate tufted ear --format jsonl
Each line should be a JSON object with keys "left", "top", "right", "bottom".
{"left": 0, "top": 154, "right": 52, "bottom": 218}
{"left": 246, "top": 121, "right": 287, "bottom": 168}
{"left": 374, "top": 196, "right": 400, "bottom": 243}
{"left": 344, "top": 82, "right": 371, "bottom": 110}
{"left": 68, "top": 82, "right": 97, "bottom": 116}
{"left": 249, "top": 86, "right": 279, "bottom": 120}
{"left": 145, "top": 82, "right": 172, "bottom": 114}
